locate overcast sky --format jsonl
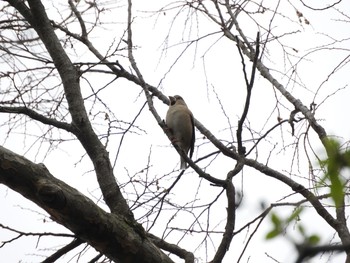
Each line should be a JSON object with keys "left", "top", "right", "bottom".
{"left": 1, "top": 1, "right": 350, "bottom": 262}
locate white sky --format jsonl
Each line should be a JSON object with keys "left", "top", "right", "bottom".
{"left": 0, "top": 0, "right": 349, "bottom": 262}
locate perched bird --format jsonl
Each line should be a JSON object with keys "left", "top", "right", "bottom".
{"left": 166, "top": 95, "right": 195, "bottom": 170}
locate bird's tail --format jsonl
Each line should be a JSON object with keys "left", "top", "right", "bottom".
{"left": 180, "top": 157, "right": 187, "bottom": 170}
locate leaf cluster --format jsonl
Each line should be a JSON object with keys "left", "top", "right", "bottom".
{"left": 320, "top": 139, "right": 350, "bottom": 207}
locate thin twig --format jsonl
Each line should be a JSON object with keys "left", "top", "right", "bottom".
{"left": 236, "top": 32, "right": 260, "bottom": 155}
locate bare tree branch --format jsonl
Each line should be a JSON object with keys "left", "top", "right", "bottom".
{"left": 295, "top": 242, "right": 350, "bottom": 263}
{"left": 0, "top": 146, "right": 174, "bottom": 263}
{"left": 42, "top": 238, "right": 84, "bottom": 263}
{"left": 0, "top": 106, "right": 74, "bottom": 133}
{"left": 12, "top": 0, "right": 131, "bottom": 216}
{"left": 148, "top": 233, "right": 195, "bottom": 263}
{"left": 236, "top": 32, "right": 260, "bottom": 155}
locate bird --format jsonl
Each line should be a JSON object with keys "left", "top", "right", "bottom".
{"left": 166, "top": 95, "right": 195, "bottom": 170}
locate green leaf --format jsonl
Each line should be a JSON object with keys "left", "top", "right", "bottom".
{"left": 324, "top": 139, "right": 341, "bottom": 157}
{"left": 271, "top": 212, "right": 281, "bottom": 227}
{"left": 286, "top": 207, "right": 302, "bottom": 223}
{"left": 297, "top": 224, "right": 306, "bottom": 236}
{"left": 307, "top": 234, "right": 321, "bottom": 245}
{"left": 266, "top": 228, "right": 281, "bottom": 240}
{"left": 321, "top": 138, "right": 345, "bottom": 207}
{"left": 329, "top": 173, "right": 344, "bottom": 207}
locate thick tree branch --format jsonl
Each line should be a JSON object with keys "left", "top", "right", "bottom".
{"left": 5, "top": 0, "right": 33, "bottom": 23}
{"left": 210, "top": 179, "right": 236, "bottom": 263}
{"left": 295, "top": 242, "right": 350, "bottom": 263}
{"left": 148, "top": 233, "right": 195, "bottom": 263}
{"left": 336, "top": 199, "right": 350, "bottom": 254}
{"left": 0, "top": 146, "right": 174, "bottom": 263}
{"left": 8, "top": 0, "right": 131, "bottom": 216}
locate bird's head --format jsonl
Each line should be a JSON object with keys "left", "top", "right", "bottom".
{"left": 169, "top": 95, "right": 186, "bottom": 106}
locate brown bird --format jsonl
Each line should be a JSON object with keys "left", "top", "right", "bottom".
{"left": 166, "top": 95, "right": 195, "bottom": 170}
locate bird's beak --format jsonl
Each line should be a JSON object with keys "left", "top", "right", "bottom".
{"left": 169, "top": 96, "right": 176, "bottom": 106}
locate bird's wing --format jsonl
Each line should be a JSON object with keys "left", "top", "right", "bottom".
{"left": 189, "top": 113, "right": 195, "bottom": 159}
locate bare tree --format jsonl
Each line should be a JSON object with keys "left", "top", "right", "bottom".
{"left": 0, "top": 0, "right": 349, "bottom": 262}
